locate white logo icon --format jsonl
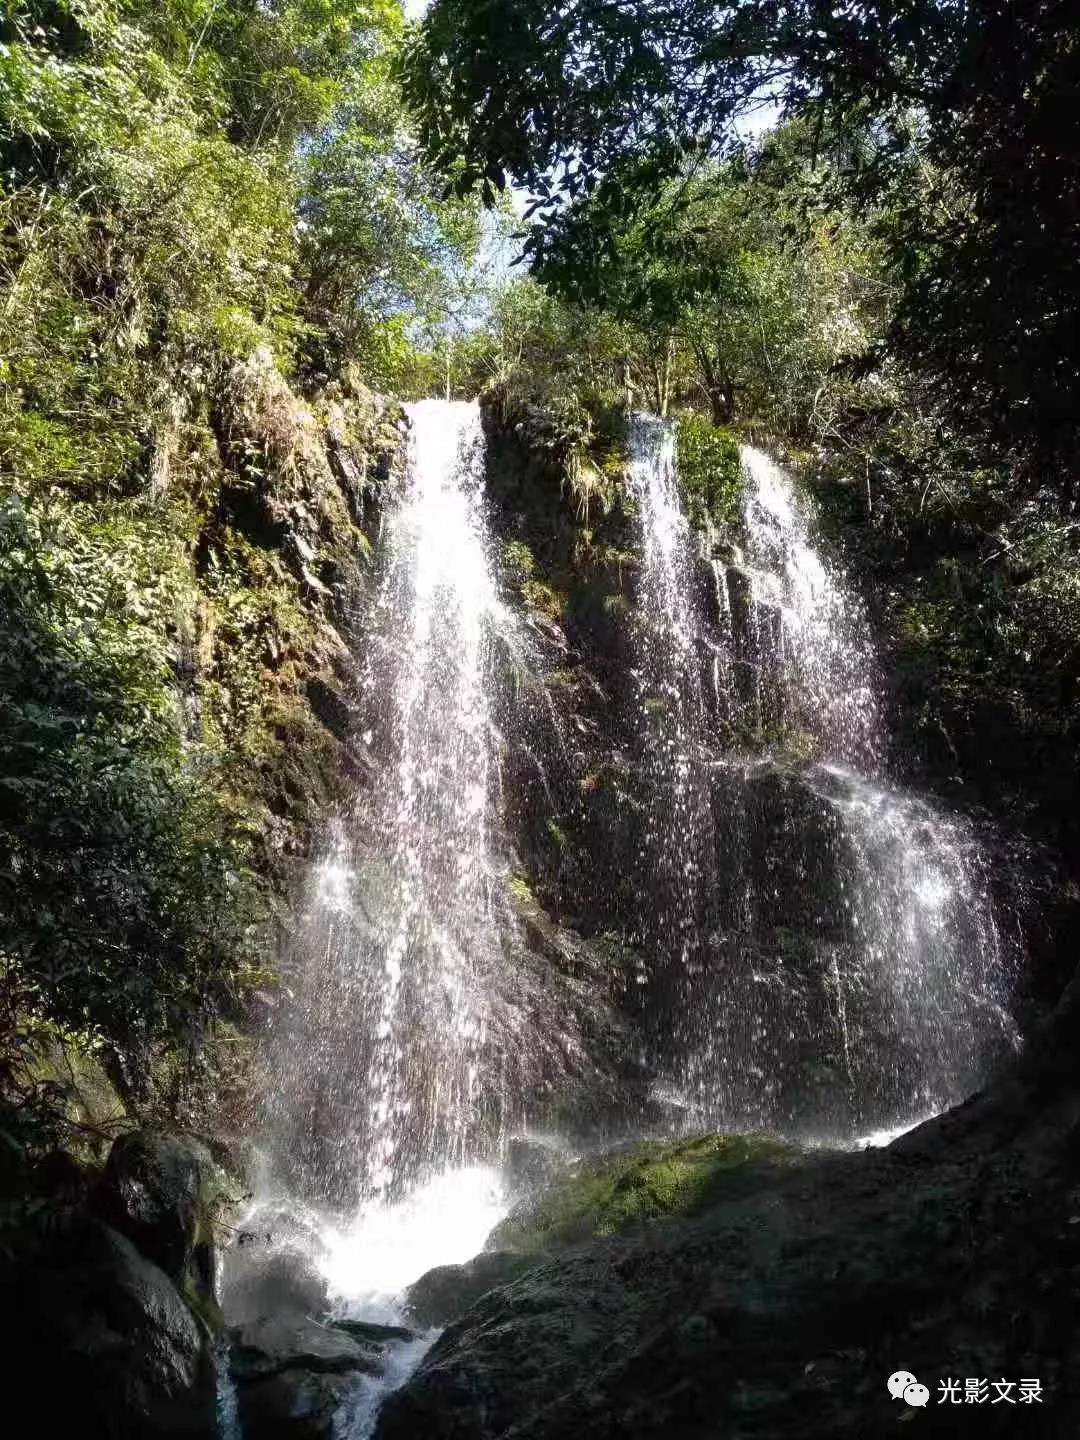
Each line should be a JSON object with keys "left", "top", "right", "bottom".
{"left": 888, "top": 1371, "right": 929, "bottom": 1407}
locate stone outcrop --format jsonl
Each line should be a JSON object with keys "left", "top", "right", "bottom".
{"left": 97, "top": 1129, "right": 219, "bottom": 1311}
{"left": 370, "top": 983, "right": 1080, "bottom": 1439}
{"left": 405, "top": 1251, "right": 543, "bottom": 1329}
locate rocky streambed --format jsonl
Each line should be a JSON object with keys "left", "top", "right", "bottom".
{"left": 8, "top": 974, "right": 1079, "bottom": 1439}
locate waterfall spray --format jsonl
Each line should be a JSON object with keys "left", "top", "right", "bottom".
{"left": 267, "top": 400, "right": 518, "bottom": 1205}
{"left": 626, "top": 423, "right": 1016, "bottom": 1133}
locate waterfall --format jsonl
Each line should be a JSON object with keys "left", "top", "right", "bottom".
{"left": 625, "top": 416, "right": 711, "bottom": 1005}
{"left": 738, "top": 446, "right": 881, "bottom": 770}
{"left": 268, "top": 399, "right": 519, "bottom": 1205}
{"left": 627, "top": 422, "right": 1017, "bottom": 1135}
{"left": 220, "top": 407, "right": 1025, "bottom": 1439}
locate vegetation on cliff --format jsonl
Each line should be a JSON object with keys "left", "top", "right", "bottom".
{"left": 0, "top": 0, "right": 473, "bottom": 1207}
{"left": 409, "top": 2, "right": 1080, "bottom": 930}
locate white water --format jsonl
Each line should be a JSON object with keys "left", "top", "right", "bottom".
{"left": 319, "top": 1165, "right": 508, "bottom": 1439}
{"left": 806, "top": 762, "right": 1017, "bottom": 1114}
{"left": 738, "top": 445, "right": 881, "bottom": 769}
{"left": 318, "top": 1164, "right": 508, "bottom": 1322}
{"left": 733, "top": 448, "right": 1017, "bottom": 1114}
{"left": 624, "top": 415, "right": 712, "bottom": 1052}
{"left": 626, "top": 427, "right": 1017, "bottom": 1135}
{"left": 223, "top": 1164, "right": 509, "bottom": 1440}
{"left": 240, "top": 402, "right": 534, "bottom": 1436}
{"left": 266, "top": 400, "right": 524, "bottom": 1206}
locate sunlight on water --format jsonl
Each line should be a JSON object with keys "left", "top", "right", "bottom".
{"left": 317, "top": 1164, "right": 508, "bottom": 1322}
{"left": 626, "top": 426, "right": 1017, "bottom": 1137}
{"left": 852, "top": 1115, "right": 934, "bottom": 1149}
{"left": 317, "top": 1165, "right": 509, "bottom": 1440}
{"left": 265, "top": 401, "right": 528, "bottom": 1206}
{"left": 739, "top": 445, "right": 882, "bottom": 769}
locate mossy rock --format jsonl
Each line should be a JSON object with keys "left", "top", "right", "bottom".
{"left": 487, "top": 1132, "right": 801, "bottom": 1254}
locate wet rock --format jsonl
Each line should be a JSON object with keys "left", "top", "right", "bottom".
{"left": 487, "top": 1132, "right": 799, "bottom": 1254}
{"left": 405, "top": 1250, "right": 544, "bottom": 1329}
{"left": 505, "top": 1135, "right": 568, "bottom": 1194}
{"left": 235, "top": 1370, "right": 358, "bottom": 1440}
{"left": 230, "top": 1313, "right": 381, "bottom": 1381}
{"left": 96, "top": 1130, "right": 218, "bottom": 1305}
{"left": 306, "top": 675, "right": 350, "bottom": 742}
{"left": 375, "top": 1044, "right": 1080, "bottom": 1440}
{"left": 332, "top": 1318, "right": 416, "bottom": 1344}
{"left": 228, "top": 1246, "right": 331, "bottom": 1324}
{"left": 230, "top": 1313, "right": 384, "bottom": 1440}
{"left": 222, "top": 1205, "right": 331, "bottom": 1325}
{"left": 12, "top": 1215, "right": 217, "bottom": 1439}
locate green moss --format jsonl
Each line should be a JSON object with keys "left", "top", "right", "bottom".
{"left": 502, "top": 539, "right": 537, "bottom": 579}
{"left": 508, "top": 873, "right": 536, "bottom": 905}
{"left": 522, "top": 577, "right": 567, "bottom": 620}
{"left": 488, "top": 1133, "right": 801, "bottom": 1253}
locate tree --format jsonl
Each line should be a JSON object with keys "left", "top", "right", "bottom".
{"left": 405, "top": 0, "right": 1080, "bottom": 488}
{"left": 534, "top": 132, "right": 888, "bottom": 434}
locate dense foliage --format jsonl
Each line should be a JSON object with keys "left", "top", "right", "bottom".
{"left": 0, "top": 0, "right": 478, "bottom": 1184}
{"left": 408, "top": 0, "right": 1080, "bottom": 485}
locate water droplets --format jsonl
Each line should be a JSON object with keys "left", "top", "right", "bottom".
{"left": 266, "top": 401, "right": 520, "bottom": 1204}
{"left": 627, "top": 426, "right": 1017, "bottom": 1136}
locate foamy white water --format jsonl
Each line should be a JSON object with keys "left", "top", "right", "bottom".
{"left": 318, "top": 1164, "right": 508, "bottom": 1321}
{"left": 319, "top": 1164, "right": 509, "bottom": 1438}
{"left": 739, "top": 444, "right": 881, "bottom": 769}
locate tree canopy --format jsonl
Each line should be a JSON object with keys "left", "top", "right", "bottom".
{"left": 407, "top": 0, "right": 1080, "bottom": 486}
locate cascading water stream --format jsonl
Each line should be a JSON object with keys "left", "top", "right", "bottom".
{"left": 625, "top": 417, "right": 712, "bottom": 1027}
{"left": 737, "top": 446, "right": 882, "bottom": 770}
{"left": 226, "top": 401, "right": 523, "bottom": 1437}
{"left": 735, "top": 447, "right": 1016, "bottom": 1118}
{"left": 626, "top": 421, "right": 1017, "bottom": 1135}
{"left": 266, "top": 400, "right": 521, "bottom": 1206}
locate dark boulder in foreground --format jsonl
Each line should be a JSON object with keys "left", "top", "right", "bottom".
{"left": 377, "top": 983, "right": 1080, "bottom": 1439}
{"left": 229, "top": 1311, "right": 385, "bottom": 1440}
{"left": 97, "top": 1129, "right": 219, "bottom": 1309}
{"left": 4, "top": 1127, "right": 235, "bottom": 1438}
{"left": 11, "top": 1213, "right": 217, "bottom": 1438}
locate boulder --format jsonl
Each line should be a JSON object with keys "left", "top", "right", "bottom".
{"left": 224, "top": 1238, "right": 331, "bottom": 1327}
{"left": 375, "top": 1059, "right": 1080, "bottom": 1440}
{"left": 505, "top": 1135, "right": 569, "bottom": 1195}
{"left": 12, "top": 1215, "right": 217, "bottom": 1439}
{"left": 97, "top": 1129, "right": 218, "bottom": 1304}
{"left": 405, "top": 1250, "right": 544, "bottom": 1329}
{"left": 235, "top": 1370, "right": 358, "bottom": 1440}
{"left": 487, "top": 1132, "right": 799, "bottom": 1254}
{"left": 229, "top": 1312, "right": 385, "bottom": 1440}
{"left": 332, "top": 1318, "right": 416, "bottom": 1344}
{"left": 229, "top": 1313, "right": 382, "bottom": 1382}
